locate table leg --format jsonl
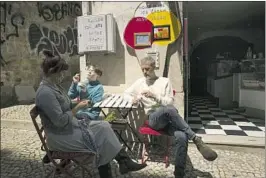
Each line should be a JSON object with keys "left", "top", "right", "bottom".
{"left": 114, "top": 130, "right": 133, "bottom": 153}
{"left": 101, "top": 109, "right": 133, "bottom": 154}
{"left": 117, "top": 108, "right": 143, "bottom": 143}
{"left": 126, "top": 123, "right": 143, "bottom": 143}
{"left": 101, "top": 109, "right": 107, "bottom": 118}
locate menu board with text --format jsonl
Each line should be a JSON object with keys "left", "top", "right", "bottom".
{"left": 78, "top": 15, "right": 107, "bottom": 52}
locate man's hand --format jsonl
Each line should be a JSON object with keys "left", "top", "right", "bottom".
{"left": 141, "top": 90, "right": 155, "bottom": 99}
{"left": 132, "top": 97, "right": 140, "bottom": 105}
{"left": 73, "top": 73, "right": 80, "bottom": 83}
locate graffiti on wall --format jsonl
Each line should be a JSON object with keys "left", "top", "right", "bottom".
{"left": 0, "top": 2, "right": 25, "bottom": 66}
{"left": 28, "top": 23, "right": 78, "bottom": 57}
{"left": 37, "top": 2, "right": 82, "bottom": 21}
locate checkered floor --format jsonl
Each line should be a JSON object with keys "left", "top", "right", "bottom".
{"left": 188, "top": 96, "right": 265, "bottom": 137}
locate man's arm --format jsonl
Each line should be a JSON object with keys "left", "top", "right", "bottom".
{"left": 124, "top": 79, "right": 142, "bottom": 101}
{"left": 154, "top": 79, "right": 174, "bottom": 106}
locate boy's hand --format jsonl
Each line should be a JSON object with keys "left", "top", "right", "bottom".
{"left": 73, "top": 73, "right": 80, "bottom": 83}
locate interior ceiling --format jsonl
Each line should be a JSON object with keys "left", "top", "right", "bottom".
{"left": 187, "top": 1, "right": 265, "bottom": 41}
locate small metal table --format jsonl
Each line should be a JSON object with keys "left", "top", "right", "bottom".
{"left": 92, "top": 94, "right": 143, "bottom": 153}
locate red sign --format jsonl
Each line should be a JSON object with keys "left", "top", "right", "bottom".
{"left": 123, "top": 17, "right": 153, "bottom": 49}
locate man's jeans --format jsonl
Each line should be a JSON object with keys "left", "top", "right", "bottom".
{"left": 148, "top": 105, "right": 196, "bottom": 176}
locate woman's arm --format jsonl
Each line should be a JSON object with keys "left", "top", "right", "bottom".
{"left": 37, "top": 89, "right": 73, "bottom": 128}
{"left": 71, "top": 104, "right": 80, "bottom": 116}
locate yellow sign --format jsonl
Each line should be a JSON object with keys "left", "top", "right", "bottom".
{"left": 147, "top": 11, "right": 181, "bottom": 46}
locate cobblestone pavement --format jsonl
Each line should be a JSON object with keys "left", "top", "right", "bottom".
{"left": 1, "top": 128, "right": 265, "bottom": 178}
{"left": 1, "top": 105, "right": 34, "bottom": 121}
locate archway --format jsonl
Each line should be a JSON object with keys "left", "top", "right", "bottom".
{"left": 189, "top": 36, "right": 249, "bottom": 96}
{"left": 189, "top": 28, "right": 265, "bottom": 58}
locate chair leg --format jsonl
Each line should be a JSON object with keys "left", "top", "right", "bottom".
{"left": 44, "top": 164, "right": 55, "bottom": 178}
{"left": 82, "top": 167, "right": 85, "bottom": 178}
{"left": 72, "top": 158, "right": 93, "bottom": 177}
{"left": 142, "top": 135, "right": 149, "bottom": 164}
{"left": 73, "top": 160, "right": 93, "bottom": 177}
{"left": 165, "top": 136, "right": 170, "bottom": 168}
{"left": 54, "top": 160, "right": 74, "bottom": 178}
{"left": 52, "top": 169, "right": 56, "bottom": 178}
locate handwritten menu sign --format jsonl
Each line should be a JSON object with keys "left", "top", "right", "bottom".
{"left": 79, "top": 15, "right": 107, "bottom": 52}
{"left": 134, "top": 2, "right": 169, "bottom": 18}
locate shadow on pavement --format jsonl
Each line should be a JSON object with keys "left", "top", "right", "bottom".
{"left": 138, "top": 145, "right": 214, "bottom": 178}
{"left": 185, "top": 156, "right": 213, "bottom": 178}
{"left": 1, "top": 149, "right": 45, "bottom": 178}
{"left": 1, "top": 146, "right": 213, "bottom": 178}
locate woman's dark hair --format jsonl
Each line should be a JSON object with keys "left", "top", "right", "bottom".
{"left": 41, "top": 50, "right": 69, "bottom": 76}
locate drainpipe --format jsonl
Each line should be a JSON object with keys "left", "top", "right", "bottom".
{"left": 82, "top": 1, "right": 92, "bottom": 15}
{"left": 183, "top": 1, "right": 189, "bottom": 121}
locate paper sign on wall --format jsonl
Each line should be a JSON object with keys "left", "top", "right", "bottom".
{"left": 78, "top": 14, "right": 116, "bottom": 53}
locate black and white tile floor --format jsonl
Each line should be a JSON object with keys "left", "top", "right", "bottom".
{"left": 188, "top": 96, "right": 265, "bottom": 138}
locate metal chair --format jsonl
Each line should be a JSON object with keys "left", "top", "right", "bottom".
{"left": 30, "top": 106, "right": 95, "bottom": 178}
{"left": 138, "top": 90, "right": 176, "bottom": 168}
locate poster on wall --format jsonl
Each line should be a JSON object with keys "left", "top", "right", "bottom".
{"left": 134, "top": 32, "right": 152, "bottom": 47}
{"left": 147, "top": 11, "right": 181, "bottom": 46}
{"left": 153, "top": 25, "right": 171, "bottom": 41}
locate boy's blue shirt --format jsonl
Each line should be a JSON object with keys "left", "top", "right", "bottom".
{"left": 68, "top": 80, "right": 104, "bottom": 120}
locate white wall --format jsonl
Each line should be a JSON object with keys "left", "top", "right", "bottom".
{"left": 207, "top": 76, "right": 234, "bottom": 108}
{"left": 84, "top": 2, "right": 184, "bottom": 141}
{"left": 232, "top": 73, "right": 240, "bottom": 102}
{"left": 87, "top": 1, "right": 184, "bottom": 111}
{"left": 240, "top": 89, "right": 265, "bottom": 111}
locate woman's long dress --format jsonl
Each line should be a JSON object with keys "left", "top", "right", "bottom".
{"left": 35, "top": 80, "right": 122, "bottom": 167}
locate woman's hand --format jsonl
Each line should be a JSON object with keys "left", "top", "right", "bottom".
{"left": 76, "top": 100, "right": 89, "bottom": 109}
{"left": 72, "top": 100, "right": 90, "bottom": 116}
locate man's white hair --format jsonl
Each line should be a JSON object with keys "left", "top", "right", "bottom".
{"left": 140, "top": 56, "right": 156, "bottom": 67}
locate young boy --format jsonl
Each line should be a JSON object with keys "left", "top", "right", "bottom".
{"left": 68, "top": 65, "right": 104, "bottom": 120}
